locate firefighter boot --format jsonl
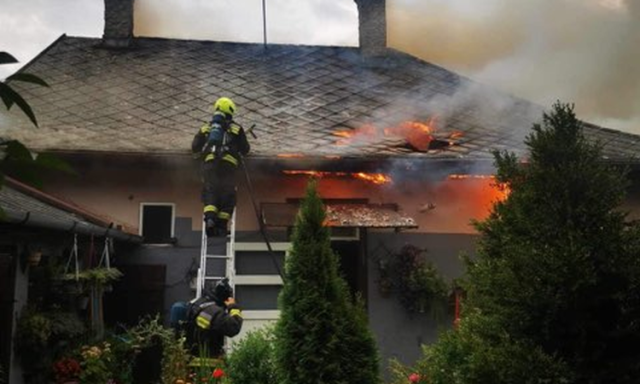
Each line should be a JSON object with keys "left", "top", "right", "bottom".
{"left": 204, "top": 216, "right": 217, "bottom": 238}
{"left": 214, "top": 218, "right": 229, "bottom": 237}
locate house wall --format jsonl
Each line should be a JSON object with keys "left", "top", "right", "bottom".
{"left": 41, "top": 160, "right": 504, "bottom": 235}
{"left": 39, "top": 159, "right": 640, "bottom": 374}
{"left": 366, "top": 231, "right": 477, "bottom": 373}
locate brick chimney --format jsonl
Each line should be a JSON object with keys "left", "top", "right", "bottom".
{"left": 103, "top": 0, "right": 135, "bottom": 48}
{"left": 354, "top": 0, "right": 387, "bottom": 56}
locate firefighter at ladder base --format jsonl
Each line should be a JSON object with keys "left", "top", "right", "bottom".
{"left": 171, "top": 278, "right": 243, "bottom": 358}
{"left": 192, "top": 97, "right": 250, "bottom": 237}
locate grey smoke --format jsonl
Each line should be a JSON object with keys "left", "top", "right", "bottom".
{"left": 388, "top": 0, "right": 640, "bottom": 134}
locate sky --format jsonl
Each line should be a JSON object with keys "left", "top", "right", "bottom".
{"left": 1, "top": 0, "right": 639, "bottom": 135}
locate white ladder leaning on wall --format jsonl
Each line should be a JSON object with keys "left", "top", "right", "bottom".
{"left": 195, "top": 209, "right": 236, "bottom": 299}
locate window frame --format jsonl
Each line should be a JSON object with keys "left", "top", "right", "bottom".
{"left": 234, "top": 242, "right": 290, "bottom": 317}
{"left": 139, "top": 202, "right": 176, "bottom": 244}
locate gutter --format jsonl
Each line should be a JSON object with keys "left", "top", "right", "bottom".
{"left": 4, "top": 176, "right": 134, "bottom": 232}
{"left": 2, "top": 207, "right": 142, "bottom": 243}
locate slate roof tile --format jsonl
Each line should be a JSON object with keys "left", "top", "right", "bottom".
{"left": 2, "top": 36, "right": 639, "bottom": 163}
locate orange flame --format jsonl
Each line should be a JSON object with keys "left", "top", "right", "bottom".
{"left": 353, "top": 172, "right": 393, "bottom": 185}
{"left": 277, "top": 153, "right": 305, "bottom": 158}
{"left": 448, "top": 174, "right": 510, "bottom": 201}
{"left": 333, "top": 118, "right": 462, "bottom": 151}
{"left": 282, "top": 170, "right": 392, "bottom": 185}
{"left": 448, "top": 174, "right": 496, "bottom": 180}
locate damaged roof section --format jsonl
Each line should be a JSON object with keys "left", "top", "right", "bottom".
{"left": 3, "top": 36, "right": 640, "bottom": 163}
{"left": 262, "top": 202, "right": 417, "bottom": 229}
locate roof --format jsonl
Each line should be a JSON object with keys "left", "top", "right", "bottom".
{"left": 0, "top": 177, "right": 140, "bottom": 241}
{"left": 2, "top": 36, "right": 639, "bottom": 163}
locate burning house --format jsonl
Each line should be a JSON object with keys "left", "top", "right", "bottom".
{"left": 2, "top": 0, "right": 640, "bottom": 377}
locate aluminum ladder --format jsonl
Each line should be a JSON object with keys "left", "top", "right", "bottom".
{"left": 195, "top": 210, "right": 236, "bottom": 299}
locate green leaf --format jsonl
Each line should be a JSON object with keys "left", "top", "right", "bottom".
{"left": 0, "top": 82, "right": 38, "bottom": 127}
{"left": 34, "top": 153, "right": 76, "bottom": 175}
{"left": 6, "top": 73, "right": 49, "bottom": 87}
{"left": 1, "top": 161, "right": 42, "bottom": 188}
{"left": 0, "top": 83, "right": 14, "bottom": 109}
{"left": 0, "top": 52, "right": 18, "bottom": 65}
{"left": 4, "top": 140, "right": 33, "bottom": 161}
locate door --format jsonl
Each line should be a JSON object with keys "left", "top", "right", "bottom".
{"left": 104, "top": 264, "right": 166, "bottom": 326}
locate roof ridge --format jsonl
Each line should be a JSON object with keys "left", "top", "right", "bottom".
{"left": 5, "top": 34, "right": 67, "bottom": 81}
{"left": 65, "top": 34, "right": 360, "bottom": 52}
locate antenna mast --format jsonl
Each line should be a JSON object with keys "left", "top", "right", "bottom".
{"left": 262, "top": 0, "right": 268, "bottom": 49}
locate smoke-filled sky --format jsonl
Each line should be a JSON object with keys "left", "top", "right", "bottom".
{"left": 1, "top": 0, "right": 639, "bottom": 134}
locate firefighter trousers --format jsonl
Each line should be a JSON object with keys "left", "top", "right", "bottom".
{"left": 201, "top": 160, "right": 237, "bottom": 225}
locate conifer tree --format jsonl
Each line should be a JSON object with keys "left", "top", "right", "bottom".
{"left": 275, "top": 181, "right": 380, "bottom": 384}
{"left": 398, "top": 103, "right": 640, "bottom": 384}
{"left": 469, "top": 103, "right": 640, "bottom": 382}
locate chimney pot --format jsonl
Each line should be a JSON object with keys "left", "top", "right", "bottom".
{"left": 103, "top": 0, "right": 135, "bottom": 48}
{"left": 355, "top": 0, "right": 387, "bottom": 56}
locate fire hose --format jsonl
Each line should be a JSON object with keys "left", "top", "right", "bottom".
{"left": 239, "top": 124, "right": 285, "bottom": 282}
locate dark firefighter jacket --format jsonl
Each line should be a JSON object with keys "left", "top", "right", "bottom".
{"left": 190, "top": 300, "right": 243, "bottom": 356}
{"left": 192, "top": 111, "right": 250, "bottom": 167}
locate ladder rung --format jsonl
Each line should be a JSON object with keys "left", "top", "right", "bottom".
{"left": 206, "top": 255, "right": 231, "bottom": 259}
{"left": 204, "top": 276, "right": 225, "bottom": 280}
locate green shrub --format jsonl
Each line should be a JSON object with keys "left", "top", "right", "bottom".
{"left": 226, "top": 326, "right": 277, "bottom": 384}
{"left": 390, "top": 312, "right": 572, "bottom": 384}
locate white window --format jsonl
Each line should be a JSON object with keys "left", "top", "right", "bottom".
{"left": 139, "top": 203, "right": 175, "bottom": 244}
{"left": 233, "top": 242, "right": 289, "bottom": 319}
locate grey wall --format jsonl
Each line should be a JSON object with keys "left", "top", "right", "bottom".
{"left": 118, "top": 219, "right": 479, "bottom": 375}
{"left": 116, "top": 216, "right": 228, "bottom": 322}
{"left": 366, "top": 232, "right": 478, "bottom": 374}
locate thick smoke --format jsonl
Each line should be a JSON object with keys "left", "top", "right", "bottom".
{"left": 388, "top": 0, "right": 640, "bottom": 134}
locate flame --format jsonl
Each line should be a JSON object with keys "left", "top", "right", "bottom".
{"left": 448, "top": 174, "right": 510, "bottom": 201}
{"left": 333, "top": 125, "right": 378, "bottom": 145}
{"left": 448, "top": 174, "right": 496, "bottom": 180}
{"left": 277, "top": 153, "right": 305, "bottom": 158}
{"left": 332, "top": 118, "right": 462, "bottom": 151}
{"left": 282, "top": 170, "right": 393, "bottom": 185}
{"left": 333, "top": 131, "right": 354, "bottom": 138}
{"left": 394, "top": 120, "right": 436, "bottom": 151}
{"left": 353, "top": 172, "right": 393, "bottom": 185}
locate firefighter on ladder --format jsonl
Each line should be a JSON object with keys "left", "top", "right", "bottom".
{"left": 192, "top": 97, "right": 250, "bottom": 237}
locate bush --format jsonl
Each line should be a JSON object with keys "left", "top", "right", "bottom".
{"left": 390, "top": 312, "right": 573, "bottom": 384}
{"left": 226, "top": 326, "right": 277, "bottom": 384}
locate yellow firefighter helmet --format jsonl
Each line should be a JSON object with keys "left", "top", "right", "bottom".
{"left": 213, "top": 97, "right": 236, "bottom": 116}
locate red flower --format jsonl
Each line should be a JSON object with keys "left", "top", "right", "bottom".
{"left": 212, "top": 368, "right": 225, "bottom": 379}
{"left": 52, "top": 357, "right": 82, "bottom": 383}
{"left": 409, "top": 373, "right": 421, "bottom": 383}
